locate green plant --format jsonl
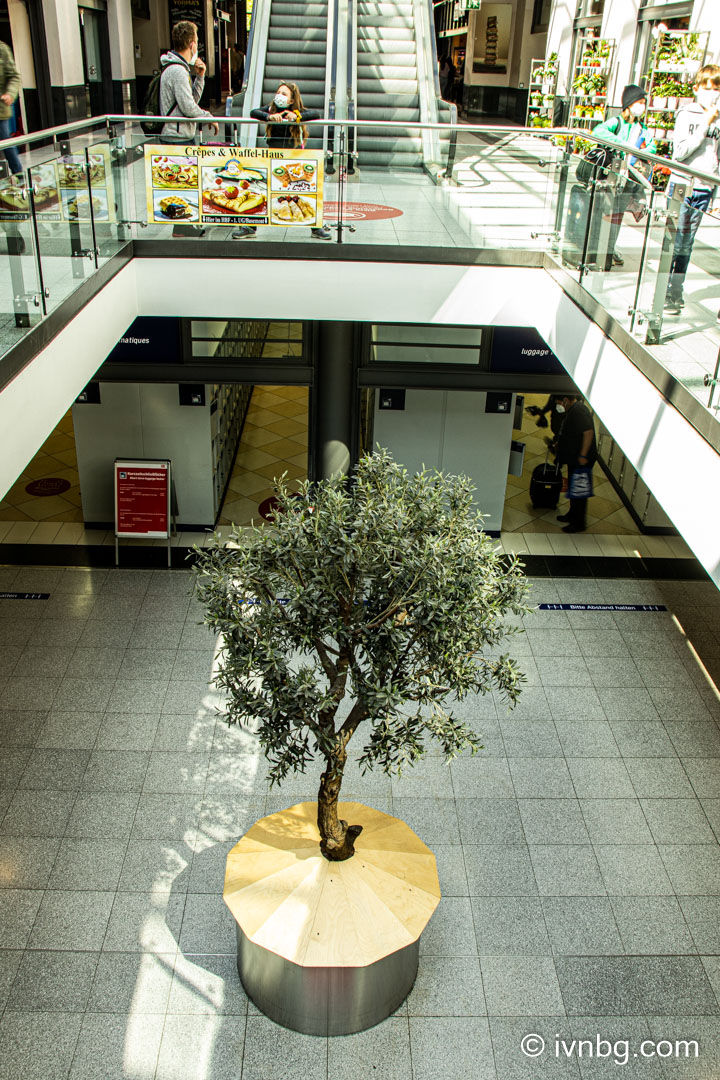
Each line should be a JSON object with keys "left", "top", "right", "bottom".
{"left": 192, "top": 451, "right": 529, "bottom": 861}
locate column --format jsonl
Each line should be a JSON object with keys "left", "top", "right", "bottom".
{"left": 314, "top": 322, "right": 356, "bottom": 480}
{"left": 108, "top": 0, "right": 137, "bottom": 112}
{"left": 41, "top": 0, "right": 87, "bottom": 122}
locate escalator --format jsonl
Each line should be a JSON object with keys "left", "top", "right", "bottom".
{"left": 237, "top": 0, "right": 332, "bottom": 151}
{"left": 240, "top": 0, "right": 451, "bottom": 169}
{"left": 263, "top": 0, "right": 329, "bottom": 150}
{"left": 356, "top": 0, "right": 423, "bottom": 168}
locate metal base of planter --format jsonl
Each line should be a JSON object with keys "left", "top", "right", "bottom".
{"left": 236, "top": 924, "right": 419, "bottom": 1036}
{"left": 223, "top": 801, "right": 441, "bottom": 1036}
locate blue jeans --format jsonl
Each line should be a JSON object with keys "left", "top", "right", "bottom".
{"left": 0, "top": 116, "right": 22, "bottom": 175}
{"left": 667, "top": 184, "right": 713, "bottom": 296}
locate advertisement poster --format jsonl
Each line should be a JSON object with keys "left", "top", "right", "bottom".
{"left": 115, "top": 460, "right": 171, "bottom": 539}
{"left": 0, "top": 146, "right": 115, "bottom": 223}
{"left": 144, "top": 144, "right": 324, "bottom": 227}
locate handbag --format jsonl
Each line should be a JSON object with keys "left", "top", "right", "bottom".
{"left": 568, "top": 466, "right": 594, "bottom": 500}
{"left": 576, "top": 116, "right": 621, "bottom": 186}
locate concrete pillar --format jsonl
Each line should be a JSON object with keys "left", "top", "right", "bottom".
{"left": 601, "top": 0, "right": 642, "bottom": 106}
{"left": 108, "top": 0, "right": 137, "bottom": 112}
{"left": 314, "top": 322, "right": 356, "bottom": 480}
{"left": 41, "top": 0, "right": 88, "bottom": 121}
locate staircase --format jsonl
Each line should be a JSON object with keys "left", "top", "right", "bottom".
{"left": 356, "top": 0, "right": 423, "bottom": 168}
{"left": 262, "top": 0, "right": 329, "bottom": 151}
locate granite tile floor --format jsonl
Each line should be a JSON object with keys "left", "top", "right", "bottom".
{"left": 1, "top": 565, "right": 720, "bottom": 1078}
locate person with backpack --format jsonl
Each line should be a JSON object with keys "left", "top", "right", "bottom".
{"left": 233, "top": 81, "right": 332, "bottom": 240}
{"left": 586, "top": 85, "right": 656, "bottom": 268}
{"left": 146, "top": 21, "right": 218, "bottom": 236}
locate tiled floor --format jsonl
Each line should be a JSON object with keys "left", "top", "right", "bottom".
{"left": 0, "top": 410, "right": 81, "bottom": 525}
{"left": 1, "top": 564, "right": 720, "bottom": 1078}
{"left": 217, "top": 384, "right": 308, "bottom": 528}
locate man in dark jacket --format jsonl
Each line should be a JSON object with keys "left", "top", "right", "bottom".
{"left": 0, "top": 42, "right": 22, "bottom": 175}
{"left": 555, "top": 394, "right": 597, "bottom": 533}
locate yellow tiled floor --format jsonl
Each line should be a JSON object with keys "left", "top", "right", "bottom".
{"left": 217, "top": 385, "right": 309, "bottom": 527}
{"left": 0, "top": 410, "right": 83, "bottom": 523}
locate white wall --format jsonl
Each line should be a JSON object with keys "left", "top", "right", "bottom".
{"left": 545, "top": 0, "right": 574, "bottom": 95}
{"left": 373, "top": 390, "right": 515, "bottom": 531}
{"left": 107, "top": 0, "right": 137, "bottom": 82}
{"left": 41, "top": 0, "right": 84, "bottom": 86}
{"left": 0, "top": 264, "right": 136, "bottom": 514}
{"left": 73, "top": 382, "right": 215, "bottom": 525}
{"left": 601, "top": 0, "right": 641, "bottom": 106}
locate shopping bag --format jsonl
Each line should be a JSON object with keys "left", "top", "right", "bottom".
{"left": 568, "top": 467, "right": 594, "bottom": 499}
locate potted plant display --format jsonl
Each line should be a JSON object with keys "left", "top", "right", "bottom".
{"left": 192, "top": 450, "right": 528, "bottom": 1033}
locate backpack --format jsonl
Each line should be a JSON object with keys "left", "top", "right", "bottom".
{"left": 141, "top": 70, "right": 166, "bottom": 136}
{"left": 141, "top": 58, "right": 186, "bottom": 136}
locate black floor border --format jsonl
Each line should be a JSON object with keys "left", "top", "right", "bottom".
{"left": 0, "top": 544, "right": 711, "bottom": 581}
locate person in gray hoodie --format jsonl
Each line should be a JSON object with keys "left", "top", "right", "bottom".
{"left": 665, "top": 64, "right": 720, "bottom": 314}
{"left": 159, "top": 20, "right": 218, "bottom": 236}
{"left": 159, "top": 21, "right": 218, "bottom": 144}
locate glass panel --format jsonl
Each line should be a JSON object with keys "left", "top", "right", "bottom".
{"left": 29, "top": 149, "right": 96, "bottom": 317}
{"left": 0, "top": 167, "right": 43, "bottom": 355}
{"left": 372, "top": 325, "right": 483, "bottom": 364}
{"left": 86, "top": 140, "right": 129, "bottom": 265}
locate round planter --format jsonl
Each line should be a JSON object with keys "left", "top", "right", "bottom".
{"left": 223, "top": 800, "right": 441, "bottom": 1036}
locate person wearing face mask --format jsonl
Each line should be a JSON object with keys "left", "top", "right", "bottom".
{"left": 233, "top": 81, "right": 332, "bottom": 240}
{"left": 664, "top": 65, "right": 720, "bottom": 316}
{"left": 159, "top": 21, "right": 219, "bottom": 237}
{"left": 589, "top": 85, "right": 656, "bottom": 268}
{"left": 554, "top": 394, "right": 597, "bottom": 534}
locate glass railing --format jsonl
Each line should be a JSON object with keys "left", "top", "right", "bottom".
{"left": 0, "top": 114, "right": 719, "bottom": 427}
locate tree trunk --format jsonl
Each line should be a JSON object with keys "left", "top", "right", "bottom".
{"left": 317, "top": 750, "right": 362, "bottom": 861}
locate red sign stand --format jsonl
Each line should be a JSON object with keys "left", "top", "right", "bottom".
{"left": 114, "top": 459, "right": 174, "bottom": 566}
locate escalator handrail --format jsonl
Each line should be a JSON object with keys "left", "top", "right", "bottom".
{"left": 325, "top": 0, "right": 340, "bottom": 154}
{"left": 239, "top": 0, "right": 274, "bottom": 147}
{"left": 347, "top": 0, "right": 357, "bottom": 154}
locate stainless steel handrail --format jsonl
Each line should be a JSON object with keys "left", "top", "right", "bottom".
{"left": 2, "top": 117, "right": 719, "bottom": 192}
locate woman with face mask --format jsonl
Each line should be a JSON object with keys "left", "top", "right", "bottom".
{"left": 234, "top": 81, "right": 332, "bottom": 240}
{"left": 585, "top": 85, "right": 657, "bottom": 268}
{"left": 664, "top": 65, "right": 720, "bottom": 315}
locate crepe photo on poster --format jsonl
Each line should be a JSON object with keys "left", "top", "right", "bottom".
{"left": 143, "top": 145, "right": 324, "bottom": 226}
{"left": 62, "top": 188, "right": 110, "bottom": 221}
{"left": 150, "top": 155, "right": 199, "bottom": 189}
{"left": 57, "top": 153, "right": 106, "bottom": 189}
{"left": 200, "top": 163, "right": 268, "bottom": 223}
{"left": 271, "top": 194, "right": 317, "bottom": 225}
{"left": 0, "top": 148, "right": 115, "bottom": 223}
{"left": 0, "top": 161, "right": 61, "bottom": 220}
{"left": 270, "top": 159, "right": 318, "bottom": 193}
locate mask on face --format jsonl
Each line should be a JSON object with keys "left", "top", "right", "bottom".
{"left": 696, "top": 88, "right": 720, "bottom": 109}
{"left": 274, "top": 93, "right": 291, "bottom": 109}
{"left": 630, "top": 102, "right": 646, "bottom": 118}
{"left": 189, "top": 50, "right": 198, "bottom": 67}
{"left": 555, "top": 404, "right": 565, "bottom": 414}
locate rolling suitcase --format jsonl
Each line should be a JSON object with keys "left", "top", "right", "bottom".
{"left": 530, "top": 457, "right": 562, "bottom": 509}
{"left": 562, "top": 182, "right": 612, "bottom": 271}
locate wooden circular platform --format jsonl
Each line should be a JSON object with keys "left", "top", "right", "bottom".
{"left": 223, "top": 801, "right": 441, "bottom": 1034}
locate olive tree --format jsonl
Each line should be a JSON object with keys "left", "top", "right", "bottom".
{"left": 192, "top": 450, "right": 529, "bottom": 862}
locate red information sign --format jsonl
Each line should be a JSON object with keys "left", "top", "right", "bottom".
{"left": 115, "top": 460, "right": 171, "bottom": 538}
